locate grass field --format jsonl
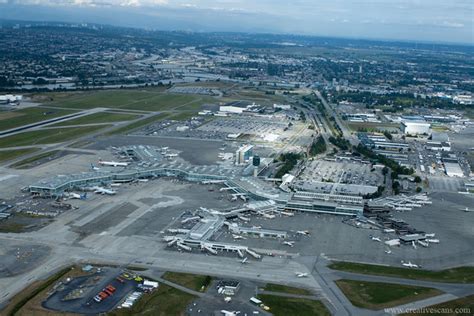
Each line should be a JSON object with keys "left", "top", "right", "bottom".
{"left": 263, "top": 283, "right": 313, "bottom": 296}
{"left": 0, "top": 107, "right": 77, "bottom": 132}
{"left": 401, "top": 294, "right": 474, "bottom": 316}
{"left": 108, "top": 283, "right": 196, "bottom": 316}
{"left": 106, "top": 113, "right": 171, "bottom": 135}
{"left": 257, "top": 294, "right": 330, "bottom": 316}
{"left": 0, "top": 148, "right": 39, "bottom": 163}
{"left": 2, "top": 266, "right": 82, "bottom": 316}
{"left": 51, "top": 112, "right": 141, "bottom": 127}
{"left": 0, "top": 125, "right": 109, "bottom": 148}
{"left": 335, "top": 279, "right": 443, "bottom": 310}
{"left": 10, "top": 150, "right": 60, "bottom": 169}
{"left": 328, "top": 262, "right": 474, "bottom": 284}
{"left": 162, "top": 272, "right": 212, "bottom": 292}
{"left": 43, "top": 89, "right": 213, "bottom": 112}
{"left": 347, "top": 121, "right": 399, "bottom": 132}
{"left": 0, "top": 221, "right": 26, "bottom": 233}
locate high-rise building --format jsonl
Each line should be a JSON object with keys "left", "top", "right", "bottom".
{"left": 235, "top": 144, "right": 253, "bottom": 165}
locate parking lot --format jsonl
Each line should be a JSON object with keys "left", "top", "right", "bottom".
{"left": 43, "top": 267, "right": 138, "bottom": 314}
{"left": 187, "top": 279, "right": 270, "bottom": 316}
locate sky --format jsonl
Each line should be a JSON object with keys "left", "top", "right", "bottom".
{"left": 0, "top": 0, "right": 473, "bottom": 44}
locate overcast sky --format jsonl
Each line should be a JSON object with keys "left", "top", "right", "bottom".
{"left": 1, "top": 0, "right": 472, "bottom": 44}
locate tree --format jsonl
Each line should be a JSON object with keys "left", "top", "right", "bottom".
{"left": 414, "top": 176, "right": 422, "bottom": 183}
{"left": 383, "top": 130, "right": 393, "bottom": 140}
{"left": 416, "top": 187, "right": 422, "bottom": 193}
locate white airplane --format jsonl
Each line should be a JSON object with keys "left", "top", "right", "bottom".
{"left": 461, "top": 207, "right": 473, "bottom": 212}
{"left": 370, "top": 236, "right": 382, "bottom": 242}
{"left": 251, "top": 226, "right": 262, "bottom": 229}
{"left": 417, "top": 240, "right": 429, "bottom": 248}
{"left": 93, "top": 187, "right": 116, "bottom": 195}
{"left": 90, "top": 164, "right": 100, "bottom": 171}
{"left": 385, "top": 250, "right": 392, "bottom": 254}
{"left": 401, "top": 261, "right": 420, "bottom": 268}
{"left": 98, "top": 160, "right": 128, "bottom": 167}
{"left": 110, "top": 183, "right": 122, "bottom": 187}
{"left": 283, "top": 241, "right": 295, "bottom": 247}
{"left": 237, "top": 215, "right": 250, "bottom": 222}
{"left": 295, "top": 272, "right": 309, "bottom": 278}
{"left": 412, "top": 241, "right": 417, "bottom": 249}
{"left": 221, "top": 310, "right": 240, "bottom": 316}
{"left": 201, "top": 180, "right": 226, "bottom": 184}
{"left": 160, "top": 147, "right": 169, "bottom": 151}
{"left": 165, "top": 153, "right": 178, "bottom": 158}
{"left": 280, "top": 211, "right": 294, "bottom": 217}
{"left": 297, "top": 230, "right": 310, "bottom": 236}
{"left": 426, "top": 239, "right": 440, "bottom": 243}
{"left": 261, "top": 212, "right": 276, "bottom": 219}
{"left": 138, "top": 179, "right": 149, "bottom": 183}
{"left": 67, "top": 192, "right": 87, "bottom": 200}
{"left": 240, "top": 257, "right": 248, "bottom": 264}
{"left": 233, "top": 234, "right": 246, "bottom": 240}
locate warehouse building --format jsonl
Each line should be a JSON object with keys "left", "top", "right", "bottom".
{"left": 401, "top": 120, "right": 431, "bottom": 135}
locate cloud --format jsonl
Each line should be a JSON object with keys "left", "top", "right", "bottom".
{"left": 1, "top": 0, "right": 472, "bottom": 43}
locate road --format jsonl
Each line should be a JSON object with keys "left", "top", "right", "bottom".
{"left": 313, "top": 90, "right": 359, "bottom": 147}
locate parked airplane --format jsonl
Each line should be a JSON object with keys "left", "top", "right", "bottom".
{"left": 283, "top": 241, "right": 295, "bottom": 247}
{"left": 233, "top": 234, "right": 246, "bottom": 240}
{"left": 260, "top": 212, "right": 276, "bottom": 219}
{"left": 295, "top": 272, "right": 309, "bottom": 278}
{"left": 165, "top": 153, "right": 178, "bottom": 158}
{"left": 221, "top": 310, "right": 240, "bottom": 316}
{"left": 67, "top": 192, "right": 87, "bottom": 200}
{"left": 411, "top": 241, "right": 417, "bottom": 249}
{"left": 401, "top": 261, "right": 420, "bottom": 268}
{"left": 237, "top": 215, "right": 250, "bottom": 222}
{"left": 93, "top": 186, "right": 116, "bottom": 195}
{"left": 417, "top": 240, "right": 429, "bottom": 248}
{"left": 90, "top": 164, "right": 100, "bottom": 171}
{"left": 240, "top": 257, "right": 248, "bottom": 264}
{"left": 384, "top": 250, "right": 392, "bottom": 254}
{"left": 370, "top": 236, "right": 382, "bottom": 242}
{"left": 280, "top": 211, "right": 294, "bottom": 217}
{"left": 296, "top": 230, "right": 310, "bottom": 236}
{"left": 461, "top": 207, "right": 473, "bottom": 212}
{"left": 98, "top": 160, "right": 128, "bottom": 167}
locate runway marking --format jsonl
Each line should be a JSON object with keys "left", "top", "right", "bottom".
{"left": 0, "top": 175, "right": 18, "bottom": 182}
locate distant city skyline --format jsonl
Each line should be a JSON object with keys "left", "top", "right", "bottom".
{"left": 0, "top": 0, "right": 472, "bottom": 44}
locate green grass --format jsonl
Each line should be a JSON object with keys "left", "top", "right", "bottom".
{"left": 257, "top": 294, "right": 330, "bottom": 316}
{"left": 162, "top": 272, "right": 212, "bottom": 292}
{"left": 45, "top": 89, "right": 210, "bottom": 111}
{"left": 0, "top": 107, "right": 77, "bottom": 132}
{"left": 108, "top": 283, "right": 196, "bottom": 316}
{"left": 5, "top": 267, "right": 71, "bottom": 316}
{"left": 335, "top": 279, "right": 443, "bottom": 310}
{"left": 264, "top": 283, "right": 313, "bottom": 296}
{"left": 401, "top": 294, "right": 474, "bottom": 316}
{"left": 0, "top": 125, "right": 109, "bottom": 148}
{"left": 347, "top": 121, "right": 399, "bottom": 132}
{"left": 0, "top": 222, "right": 26, "bottom": 233}
{"left": 0, "top": 148, "right": 39, "bottom": 163}
{"left": 106, "top": 113, "right": 169, "bottom": 135}
{"left": 10, "top": 150, "right": 60, "bottom": 169}
{"left": 50, "top": 112, "right": 141, "bottom": 126}
{"left": 169, "top": 111, "right": 197, "bottom": 121}
{"left": 328, "top": 262, "right": 474, "bottom": 284}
